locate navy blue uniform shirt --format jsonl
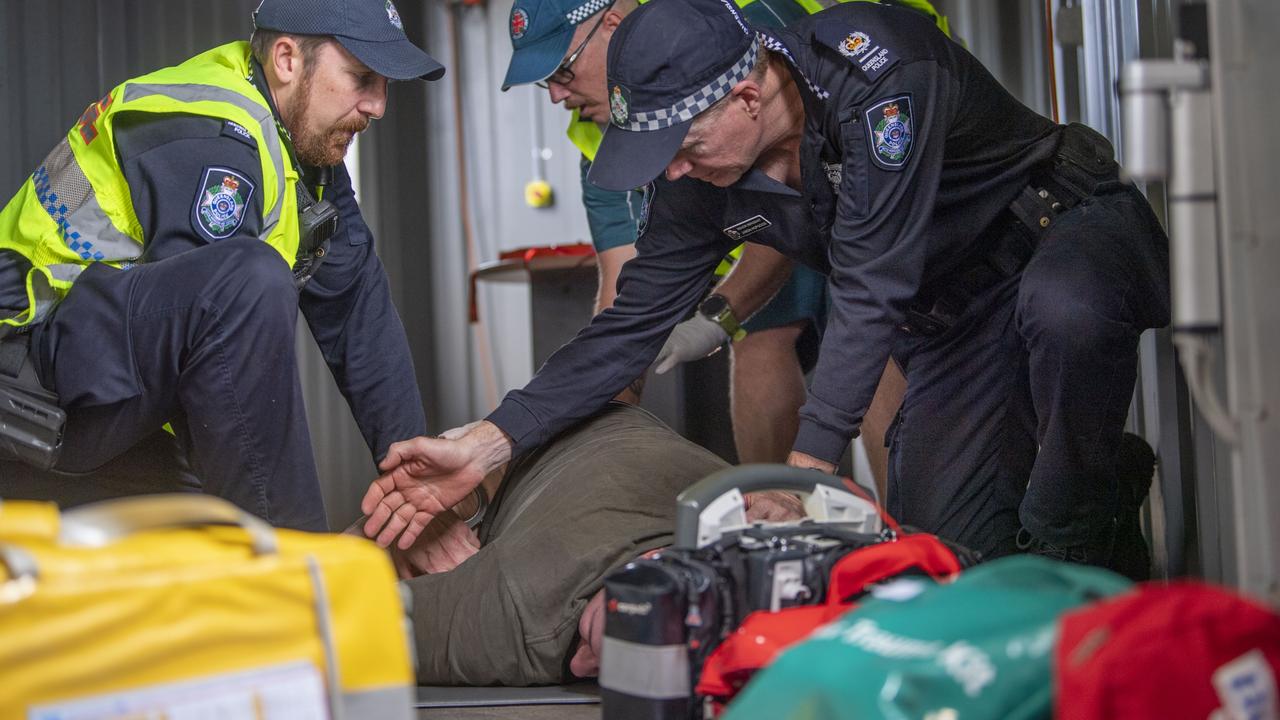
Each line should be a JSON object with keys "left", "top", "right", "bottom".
{"left": 487, "top": 3, "right": 1059, "bottom": 462}
{"left": 106, "top": 107, "right": 427, "bottom": 463}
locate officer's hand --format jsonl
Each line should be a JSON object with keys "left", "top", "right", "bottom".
{"left": 388, "top": 509, "right": 481, "bottom": 578}
{"left": 362, "top": 422, "right": 512, "bottom": 549}
{"left": 653, "top": 314, "right": 729, "bottom": 375}
{"left": 744, "top": 490, "right": 807, "bottom": 522}
{"left": 786, "top": 450, "right": 837, "bottom": 475}
{"left": 439, "top": 420, "right": 482, "bottom": 441}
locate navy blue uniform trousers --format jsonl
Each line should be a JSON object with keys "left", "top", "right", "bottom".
{"left": 28, "top": 238, "right": 327, "bottom": 531}
{"left": 887, "top": 185, "right": 1170, "bottom": 558}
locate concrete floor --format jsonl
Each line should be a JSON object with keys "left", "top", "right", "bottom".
{"left": 414, "top": 684, "right": 600, "bottom": 719}
{"left": 417, "top": 706, "right": 599, "bottom": 719}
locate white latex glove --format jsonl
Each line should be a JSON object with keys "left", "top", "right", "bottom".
{"left": 653, "top": 313, "right": 729, "bottom": 374}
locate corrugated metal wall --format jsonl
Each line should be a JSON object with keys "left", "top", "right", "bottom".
{"left": 0, "top": 1, "right": 432, "bottom": 529}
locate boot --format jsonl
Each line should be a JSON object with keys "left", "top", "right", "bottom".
{"left": 1110, "top": 431, "right": 1156, "bottom": 581}
{"left": 1016, "top": 432, "right": 1156, "bottom": 581}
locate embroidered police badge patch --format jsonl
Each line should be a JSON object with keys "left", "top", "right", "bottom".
{"left": 839, "top": 31, "right": 872, "bottom": 59}
{"left": 816, "top": 24, "right": 897, "bottom": 82}
{"left": 865, "top": 95, "right": 913, "bottom": 170}
{"left": 510, "top": 7, "right": 529, "bottom": 40}
{"left": 193, "top": 167, "right": 255, "bottom": 241}
{"left": 610, "top": 85, "right": 630, "bottom": 127}
{"left": 386, "top": 0, "right": 403, "bottom": 30}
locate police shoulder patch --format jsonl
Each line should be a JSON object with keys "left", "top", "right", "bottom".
{"left": 192, "top": 166, "right": 255, "bottom": 241}
{"left": 864, "top": 95, "right": 914, "bottom": 170}
{"left": 815, "top": 24, "right": 899, "bottom": 83}
{"left": 221, "top": 120, "right": 255, "bottom": 147}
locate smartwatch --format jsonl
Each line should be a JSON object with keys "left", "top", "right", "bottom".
{"left": 698, "top": 293, "right": 747, "bottom": 342}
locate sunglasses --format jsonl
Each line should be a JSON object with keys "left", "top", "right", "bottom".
{"left": 535, "top": 2, "right": 615, "bottom": 89}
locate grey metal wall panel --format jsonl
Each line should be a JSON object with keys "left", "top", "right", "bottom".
{"left": 0, "top": 1, "right": 396, "bottom": 529}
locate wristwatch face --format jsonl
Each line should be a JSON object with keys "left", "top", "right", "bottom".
{"left": 699, "top": 294, "right": 729, "bottom": 318}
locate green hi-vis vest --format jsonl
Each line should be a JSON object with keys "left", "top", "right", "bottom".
{"left": 0, "top": 41, "right": 300, "bottom": 330}
{"left": 563, "top": 0, "right": 951, "bottom": 275}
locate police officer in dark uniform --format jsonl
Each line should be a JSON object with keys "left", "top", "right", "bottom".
{"left": 363, "top": 0, "right": 1168, "bottom": 579}
{"left": 0, "top": 0, "right": 443, "bottom": 530}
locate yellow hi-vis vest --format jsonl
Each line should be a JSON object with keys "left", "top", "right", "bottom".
{"left": 0, "top": 41, "right": 300, "bottom": 330}
{"left": 563, "top": 0, "right": 951, "bottom": 274}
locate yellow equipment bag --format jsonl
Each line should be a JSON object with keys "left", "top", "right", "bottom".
{"left": 0, "top": 495, "right": 415, "bottom": 719}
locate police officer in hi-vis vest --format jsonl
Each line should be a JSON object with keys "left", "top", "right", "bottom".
{"left": 0, "top": 0, "right": 442, "bottom": 531}
{"left": 364, "top": 0, "right": 1167, "bottom": 582}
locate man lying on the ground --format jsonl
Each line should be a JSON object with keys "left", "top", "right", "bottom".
{"left": 365, "top": 401, "right": 730, "bottom": 685}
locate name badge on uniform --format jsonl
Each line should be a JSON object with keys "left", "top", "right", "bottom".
{"left": 722, "top": 215, "right": 771, "bottom": 241}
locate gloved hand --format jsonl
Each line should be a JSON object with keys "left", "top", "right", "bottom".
{"left": 653, "top": 313, "right": 729, "bottom": 374}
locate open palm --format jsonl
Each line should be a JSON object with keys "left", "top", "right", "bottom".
{"left": 361, "top": 436, "right": 487, "bottom": 549}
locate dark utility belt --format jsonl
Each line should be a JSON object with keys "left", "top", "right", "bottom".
{"left": 900, "top": 123, "right": 1122, "bottom": 337}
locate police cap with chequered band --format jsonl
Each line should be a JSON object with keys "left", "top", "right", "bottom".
{"left": 587, "top": 0, "right": 757, "bottom": 191}
{"left": 253, "top": 0, "right": 444, "bottom": 81}
{"left": 502, "top": 0, "right": 614, "bottom": 90}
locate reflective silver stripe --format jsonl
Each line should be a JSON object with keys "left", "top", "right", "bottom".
{"left": 599, "top": 637, "right": 690, "bottom": 700}
{"left": 123, "top": 82, "right": 287, "bottom": 233}
{"left": 341, "top": 686, "right": 413, "bottom": 720}
{"left": 306, "top": 555, "right": 345, "bottom": 720}
{"left": 47, "top": 264, "right": 83, "bottom": 282}
{"left": 26, "top": 267, "right": 73, "bottom": 325}
{"left": 36, "top": 138, "right": 143, "bottom": 262}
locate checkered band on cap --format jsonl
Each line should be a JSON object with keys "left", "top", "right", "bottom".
{"left": 757, "top": 31, "right": 829, "bottom": 100}
{"left": 618, "top": 38, "right": 760, "bottom": 132}
{"left": 567, "top": 0, "right": 611, "bottom": 24}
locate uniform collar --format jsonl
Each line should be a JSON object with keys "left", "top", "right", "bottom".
{"left": 731, "top": 168, "right": 801, "bottom": 197}
{"left": 248, "top": 58, "right": 331, "bottom": 181}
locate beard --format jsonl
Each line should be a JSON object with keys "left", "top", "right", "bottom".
{"left": 283, "top": 68, "right": 370, "bottom": 167}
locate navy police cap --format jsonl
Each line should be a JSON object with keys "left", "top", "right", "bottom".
{"left": 588, "top": 0, "right": 757, "bottom": 191}
{"left": 253, "top": 0, "right": 445, "bottom": 81}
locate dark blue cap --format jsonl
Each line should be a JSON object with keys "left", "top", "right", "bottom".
{"left": 253, "top": 0, "right": 445, "bottom": 81}
{"left": 502, "top": 0, "right": 615, "bottom": 90}
{"left": 587, "top": 0, "right": 757, "bottom": 191}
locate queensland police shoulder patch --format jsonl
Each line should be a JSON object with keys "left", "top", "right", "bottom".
{"left": 816, "top": 24, "right": 897, "bottom": 82}
{"left": 192, "top": 166, "right": 255, "bottom": 241}
{"left": 865, "top": 95, "right": 914, "bottom": 170}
